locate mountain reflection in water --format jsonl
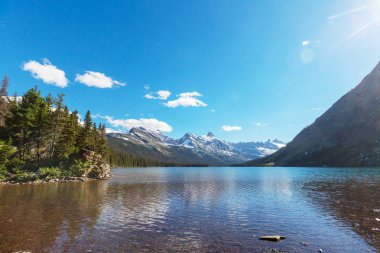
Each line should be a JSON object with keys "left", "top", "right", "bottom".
{"left": 0, "top": 167, "right": 378, "bottom": 252}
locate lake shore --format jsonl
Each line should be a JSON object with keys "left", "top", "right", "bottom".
{"left": 0, "top": 176, "right": 103, "bottom": 185}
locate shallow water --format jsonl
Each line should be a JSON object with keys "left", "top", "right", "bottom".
{"left": 0, "top": 167, "right": 379, "bottom": 252}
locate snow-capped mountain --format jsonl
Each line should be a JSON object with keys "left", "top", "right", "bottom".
{"left": 107, "top": 127, "right": 285, "bottom": 165}
{"left": 231, "top": 139, "right": 286, "bottom": 160}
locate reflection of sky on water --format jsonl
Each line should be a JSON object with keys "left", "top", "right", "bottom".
{"left": 96, "top": 170, "right": 170, "bottom": 230}
{"left": 0, "top": 167, "right": 378, "bottom": 252}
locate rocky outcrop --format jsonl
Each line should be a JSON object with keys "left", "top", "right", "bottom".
{"left": 89, "top": 162, "right": 111, "bottom": 180}
{"left": 82, "top": 150, "right": 111, "bottom": 180}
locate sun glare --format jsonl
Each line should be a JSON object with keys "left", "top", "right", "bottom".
{"left": 367, "top": 0, "right": 380, "bottom": 23}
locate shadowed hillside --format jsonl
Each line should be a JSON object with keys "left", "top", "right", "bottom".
{"left": 244, "top": 61, "right": 380, "bottom": 167}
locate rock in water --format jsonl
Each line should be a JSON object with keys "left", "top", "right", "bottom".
{"left": 259, "top": 235, "right": 286, "bottom": 241}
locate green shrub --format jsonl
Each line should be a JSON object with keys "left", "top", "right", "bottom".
{"left": 68, "top": 160, "right": 90, "bottom": 177}
{"left": 0, "top": 140, "right": 24, "bottom": 175}
{"left": 0, "top": 165, "right": 9, "bottom": 181}
{"left": 12, "top": 170, "right": 37, "bottom": 182}
{"left": 38, "top": 167, "right": 62, "bottom": 179}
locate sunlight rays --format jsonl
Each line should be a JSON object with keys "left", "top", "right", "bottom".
{"left": 347, "top": 18, "right": 378, "bottom": 39}
{"left": 328, "top": 5, "right": 368, "bottom": 21}
{"left": 328, "top": 1, "right": 380, "bottom": 41}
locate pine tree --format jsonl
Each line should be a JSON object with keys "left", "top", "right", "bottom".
{"left": 92, "top": 122, "right": 98, "bottom": 151}
{"left": 49, "top": 93, "right": 65, "bottom": 158}
{"left": 77, "top": 111, "right": 93, "bottom": 151}
{"left": 6, "top": 87, "right": 51, "bottom": 167}
{"left": 54, "top": 107, "right": 74, "bottom": 159}
{"left": 0, "top": 76, "right": 10, "bottom": 127}
{"left": 97, "top": 124, "right": 109, "bottom": 157}
{"left": 33, "top": 95, "right": 51, "bottom": 168}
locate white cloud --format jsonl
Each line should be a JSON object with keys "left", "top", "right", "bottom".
{"left": 302, "top": 40, "right": 310, "bottom": 46}
{"left": 144, "top": 93, "right": 155, "bottom": 99}
{"left": 105, "top": 128, "right": 124, "bottom": 134}
{"left": 157, "top": 90, "right": 171, "bottom": 100}
{"left": 255, "top": 122, "right": 269, "bottom": 127}
{"left": 165, "top": 92, "right": 207, "bottom": 108}
{"left": 144, "top": 90, "right": 171, "bottom": 100}
{"left": 22, "top": 59, "right": 68, "bottom": 88}
{"left": 211, "top": 109, "right": 216, "bottom": 112}
{"left": 222, "top": 125, "right": 242, "bottom": 132}
{"left": 144, "top": 84, "right": 150, "bottom": 90}
{"left": 75, "top": 71, "right": 126, "bottom": 88}
{"left": 103, "top": 115, "right": 173, "bottom": 132}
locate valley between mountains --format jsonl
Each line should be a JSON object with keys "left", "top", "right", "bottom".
{"left": 107, "top": 127, "right": 285, "bottom": 166}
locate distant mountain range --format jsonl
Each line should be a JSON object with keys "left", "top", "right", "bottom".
{"left": 107, "top": 127, "right": 285, "bottom": 166}
{"left": 244, "top": 61, "right": 380, "bottom": 167}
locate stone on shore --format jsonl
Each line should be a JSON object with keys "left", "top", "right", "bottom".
{"left": 259, "top": 235, "right": 286, "bottom": 241}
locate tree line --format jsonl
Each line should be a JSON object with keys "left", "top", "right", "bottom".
{"left": 0, "top": 76, "right": 205, "bottom": 182}
{"left": 0, "top": 76, "right": 112, "bottom": 181}
{"left": 108, "top": 149, "right": 206, "bottom": 167}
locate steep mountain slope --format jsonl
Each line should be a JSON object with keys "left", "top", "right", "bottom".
{"left": 245, "top": 61, "right": 380, "bottom": 167}
{"left": 107, "top": 127, "right": 284, "bottom": 166}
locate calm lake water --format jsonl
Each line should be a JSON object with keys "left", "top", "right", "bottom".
{"left": 0, "top": 167, "right": 379, "bottom": 252}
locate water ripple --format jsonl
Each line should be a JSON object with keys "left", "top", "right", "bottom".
{"left": 0, "top": 167, "right": 378, "bottom": 252}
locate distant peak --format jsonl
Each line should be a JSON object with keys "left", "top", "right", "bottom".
{"left": 129, "top": 127, "right": 146, "bottom": 133}
{"left": 183, "top": 132, "right": 195, "bottom": 138}
{"left": 273, "top": 139, "right": 285, "bottom": 144}
{"left": 207, "top": 132, "right": 215, "bottom": 138}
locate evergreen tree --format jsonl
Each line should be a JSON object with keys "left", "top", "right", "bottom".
{"left": 77, "top": 111, "right": 93, "bottom": 151}
{"left": 97, "top": 124, "right": 109, "bottom": 157}
{"left": 6, "top": 88, "right": 36, "bottom": 161}
{"left": 33, "top": 94, "right": 51, "bottom": 167}
{"left": 54, "top": 107, "right": 76, "bottom": 159}
{"left": 5, "top": 87, "right": 50, "bottom": 167}
{"left": 92, "top": 122, "right": 98, "bottom": 151}
{"left": 0, "top": 76, "right": 10, "bottom": 127}
{"left": 49, "top": 93, "right": 65, "bottom": 157}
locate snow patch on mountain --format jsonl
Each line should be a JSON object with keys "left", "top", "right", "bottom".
{"left": 108, "top": 127, "right": 286, "bottom": 164}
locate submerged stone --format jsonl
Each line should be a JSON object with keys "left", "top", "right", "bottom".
{"left": 259, "top": 235, "right": 286, "bottom": 241}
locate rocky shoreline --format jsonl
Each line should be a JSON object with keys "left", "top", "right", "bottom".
{"left": 0, "top": 150, "right": 112, "bottom": 186}
{"left": 0, "top": 176, "right": 108, "bottom": 185}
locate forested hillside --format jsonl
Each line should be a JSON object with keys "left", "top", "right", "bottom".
{"left": 0, "top": 76, "right": 201, "bottom": 182}
{"left": 0, "top": 76, "right": 113, "bottom": 181}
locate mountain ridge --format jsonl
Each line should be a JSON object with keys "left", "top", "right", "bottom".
{"left": 243, "top": 61, "right": 380, "bottom": 167}
{"left": 107, "top": 127, "right": 285, "bottom": 166}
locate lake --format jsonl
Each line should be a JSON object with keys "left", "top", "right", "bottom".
{"left": 0, "top": 167, "right": 379, "bottom": 252}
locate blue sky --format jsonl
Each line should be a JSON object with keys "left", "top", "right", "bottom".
{"left": 1, "top": 0, "right": 380, "bottom": 142}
